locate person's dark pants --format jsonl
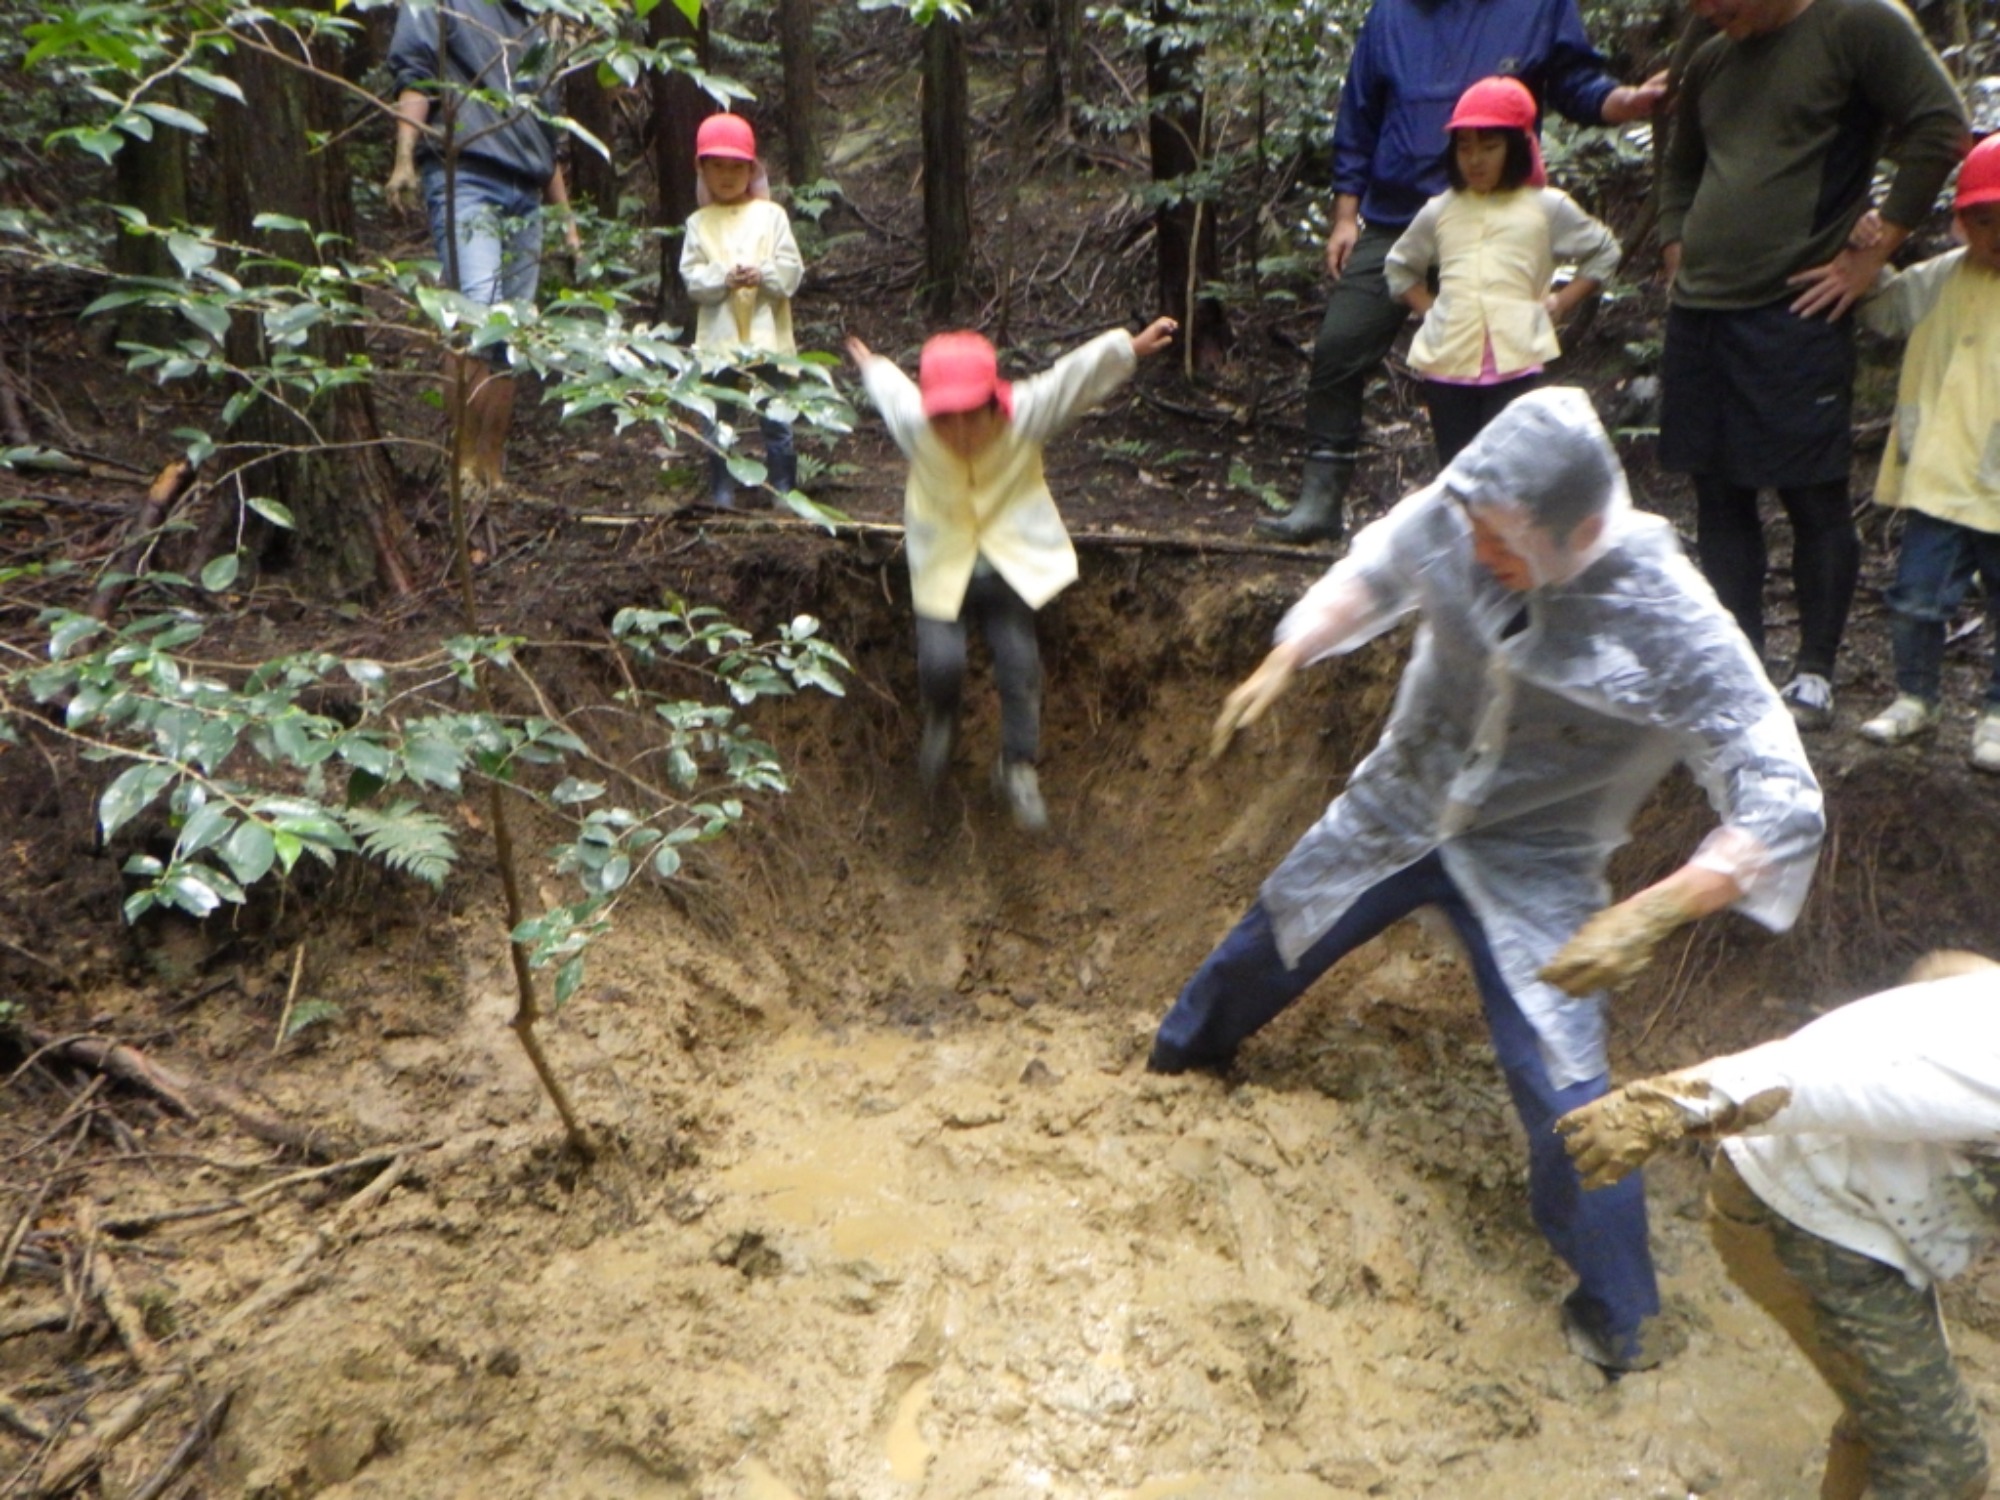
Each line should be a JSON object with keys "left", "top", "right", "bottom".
{"left": 1422, "top": 373, "right": 1544, "bottom": 467}
{"left": 1692, "top": 476, "right": 1857, "bottom": 676}
{"left": 1152, "top": 853, "right": 1659, "bottom": 1345}
{"left": 1662, "top": 301, "right": 1859, "bottom": 675}
{"left": 1884, "top": 509, "right": 2000, "bottom": 707}
{"left": 915, "top": 570, "right": 1042, "bottom": 765}
{"left": 1304, "top": 223, "right": 1413, "bottom": 462}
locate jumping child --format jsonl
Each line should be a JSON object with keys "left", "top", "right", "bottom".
{"left": 1855, "top": 134, "right": 2000, "bottom": 770}
{"left": 680, "top": 113, "right": 804, "bottom": 509}
{"left": 847, "top": 319, "right": 1177, "bottom": 831}
{"left": 1385, "top": 76, "right": 1622, "bottom": 464}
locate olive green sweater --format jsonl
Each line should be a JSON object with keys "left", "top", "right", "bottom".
{"left": 1660, "top": 0, "right": 1964, "bottom": 311}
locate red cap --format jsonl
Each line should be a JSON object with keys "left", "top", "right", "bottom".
{"left": 1448, "top": 76, "right": 1539, "bottom": 133}
{"left": 695, "top": 113, "right": 757, "bottom": 163}
{"left": 919, "top": 332, "right": 1014, "bottom": 420}
{"left": 1957, "top": 133, "right": 2000, "bottom": 212}
{"left": 1445, "top": 76, "right": 1546, "bottom": 188}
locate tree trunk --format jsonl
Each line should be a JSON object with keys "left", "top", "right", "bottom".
{"left": 1145, "top": 0, "right": 1228, "bottom": 369}
{"left": 213, "top": 26, "right": 408, "bottom": 598}
{"left": 563, "top": 69, "right": 621, "bottom": 215}
{"left": 777, "top": 0, "right": 825, "bottom": 187}
{"left": 648, "top": 2, "right": 712, "bottom": 328}
{"left": 921, "top": 16, "right": 973, "bottom": 323}
{"left": 1033, "top": 0, "right": 1083, "bottom": 131}
{"left": 109, "top": 87, "right": 191, "bottom": 351}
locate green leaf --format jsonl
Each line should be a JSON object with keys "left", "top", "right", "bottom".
{"left": 652, "top": 844, "right": 681, "bottom": 879}
{"left": 49, "top": 613, "right": 103, "bottom": 660}
{"left": 181, "top": 299, "right": 230, "bottom": 344}
{"left": 134, "top": 101, "right": 208, "bottom": 135}
{"left": 251, "top": 212, "right": 312, "bottom": 235}
{"left": 672, "top": 0, "right": 702, "bottom": 25}
{"left": 283, "top": 998, "right": 342, "bottom": 1038}
{"left": 553, "top": 955, "right": 585, "bottom": 1008}
{"left": 100, "top": 763, "right": 173, "bottom": 840}
{"left": 162, "top": 869, "right": 225, "bottom": 917}
{"left": 178, "top": 800, "right": 233, "bottom": 856}
{"left": 247, "top": 497, "right": 294, "bottom": 529}
{"left": 219, "top": 820, "right": 276, "bottom": 885}
{"left": 165, "top": 232, "right": 216, "bottom": 276}
{"left": 180, "top": 67, "right": 245, "bottom": 103}
{"left": 199, "top": 551, "right": 240, "bottom": 592}
{"left": 552, "top": 777, "right": 605, "bottom": 805}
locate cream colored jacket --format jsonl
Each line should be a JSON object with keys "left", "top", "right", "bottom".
{"left": 1862, "top": 249, "right": 2000, "bottom": 533}
{"left": 861, "top": 330, "right": 1137, "bottom": 621}
{"left": 1385, "top": 186, "right": 1621, "bottom": 381}
{"left": 680, "top": 200, "right": 802, "bottom": 355}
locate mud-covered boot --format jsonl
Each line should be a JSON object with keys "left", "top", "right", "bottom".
{"left": 1255, "top": 453, "right": 1349, "bottom": 545}
{"left": 918, "top": 708, "right": 955, "bottom": 792}
{"left": 993, "top": 756, "right": 1048, "bottom": 833}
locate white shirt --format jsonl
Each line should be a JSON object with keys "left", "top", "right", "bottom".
{"left": 1701, "top": 973, "right": 2000, "bottom": 1288}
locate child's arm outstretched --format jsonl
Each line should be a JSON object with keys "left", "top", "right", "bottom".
{"left": 1130, "top": 317, "right": 1178, "bottom": 359}
{"left": 846, "top": 336, "right": 928, "bottom": 457}
{"left": 1012, "top": 320, "right": 1177, "bottom": 442}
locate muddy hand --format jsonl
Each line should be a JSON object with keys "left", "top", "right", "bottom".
{"left": 1557, "top": 1079, "right": 1698, "bottom": 1189}
{"left": 1540, "top": 889, "right": 1687, "bottom": 995}
{"left": 1210, "top": 650, "right": 1296, "bottom": 761}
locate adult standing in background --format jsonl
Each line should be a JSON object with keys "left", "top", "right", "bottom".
{"left": 1258, "top": 0, "right": 1664, "bottom": 546}
{"left": 1656, "top": 0, "right": 1964, "bottom": 731}
{"left": 385, "top": 0, "right": 583, "bottom": 501}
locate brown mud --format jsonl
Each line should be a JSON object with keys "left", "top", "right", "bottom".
{"left": 10, "top": 539, "right": 2000, "bottom": 1499}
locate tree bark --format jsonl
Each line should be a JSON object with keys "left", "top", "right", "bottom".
{"left": 921, "top": 16, "right": 973, "bottom": 323}
{"left": 1033, "top": 0, "right": 1084, "bottom": 131}
{"left": 648, "top": 1, "right": 713, "bottom": 327}
{"left": 777, "top": 0, "right": 825, "bottom": 187}
{"left": 212, "top": 24, "right": 408, "bottom": 598}
{"left": 564, "top": 69, "right": 621, "bottom": 215}
{"left": 1145, "top": 0, "right": 1228, "bottom": 369}
{"left": 109, "top": 86, "right": 191, "bottom": 351}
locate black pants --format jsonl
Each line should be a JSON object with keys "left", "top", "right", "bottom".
{"left": 1422, "top": 373, "right": 1543, "bottom": 467}
{"left": 1304, "top": 223, "right": 1412, "bottom": 459}
{"left": 1693, "top": 476, "right": 1857, "bottom": 677}
{"left": 915, "top": 570, "right": 1042, "bottom": 765}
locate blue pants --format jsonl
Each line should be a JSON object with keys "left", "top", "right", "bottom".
{"left": 421, "top": 156, "right": 544, "bottom": 308}
{"left": 1152, "top": 852, "right": 1659, "bottom": 1345}
{"left": 1886, "top": 509, "right": 2000, "bottom": 707}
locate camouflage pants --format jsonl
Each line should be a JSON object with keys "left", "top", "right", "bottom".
{"left": 1707, "top": 1154, "right": 1990, "bottom": 1500}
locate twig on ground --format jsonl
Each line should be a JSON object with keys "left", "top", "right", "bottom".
{"left": 125, "top": 1388, "right": 233, "bottom": 1500}
{"left": 271, "top": 945, "right": 306, "bottom": 1055}
{"left": 77, "top": 1202, "right": 162, "bottom": 1373}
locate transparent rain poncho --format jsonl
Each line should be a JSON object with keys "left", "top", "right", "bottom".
{"left": 1264, "top": 388, "right": 1826, "bottom": 1088}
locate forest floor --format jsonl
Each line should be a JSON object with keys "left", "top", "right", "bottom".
{"left": 10, "top": 30, "right": 2000, "bottom": 1500}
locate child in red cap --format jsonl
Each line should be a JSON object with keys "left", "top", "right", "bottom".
{"left": 1384, "top": 76, "right": 1622, "bottom": 464}
{"left": 1855, "top": 134, "right": 2000, "bottom": 769}
{"left": 680, "top": 113, "right": 804, "bottom": 508}
{"left": 848, "top": 318, "right": 1176, "bottom": 830}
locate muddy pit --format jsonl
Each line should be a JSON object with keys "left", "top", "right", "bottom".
{"left": 12, "top": 543, "right": 2000, "bottom": 1500}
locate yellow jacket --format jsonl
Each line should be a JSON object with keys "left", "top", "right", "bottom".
{"left": 680, "top": 200, "right": 802, "bottom": 355}
{"left": 1385, "top": 186, "right": 1621, "bottom": 381}
{"left": 1862, "top": 249, "right": 2000, "bottom": 533}
{"left": 861, "top": 329, "right": 1137, "bottom": 621}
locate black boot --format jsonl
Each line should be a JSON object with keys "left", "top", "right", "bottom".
{"left": 1255, "top": 454, "right": 1349, "bottom": 545}
{"left": 765, "top": 446, "right": 797, "bottom": 503}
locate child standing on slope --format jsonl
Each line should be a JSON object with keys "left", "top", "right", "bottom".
{"left": 1385, "top": 76, "right": 1622, "bottom": 464}
{"left": 848, "top": 319, "right": 1177, "bottom": 831}
{"left": 1855, "top": 135, "right": 2000, "bottom": 770}
{"left": 680, "top": 113, "right": 804, "bottom": 509}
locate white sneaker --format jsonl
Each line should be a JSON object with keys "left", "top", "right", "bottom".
{"left": 1857, "top": 694, "right": 1938, "bottom": 746}
{"left": 1972, "top": 710, "right": 2000, "bottom": 774}
{"left": 993, "top": 759, "right": 1048, "bottom": 833}
{"left": 1780, "top": 672, "right": 1835, "bottom": 732}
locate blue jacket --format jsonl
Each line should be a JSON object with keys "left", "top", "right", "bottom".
{"left": 1333, "top": 0, "right": 1620, "bottom": 229}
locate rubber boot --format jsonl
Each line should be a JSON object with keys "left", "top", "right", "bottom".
{"left": 765, "top": 445, "right": 797, "bottom": 505}
{"left": 708, "top": 451, "right": 736, "bottom": 510}
{"left": 1255, "top": 454, "right": 1349, "bottom": 545}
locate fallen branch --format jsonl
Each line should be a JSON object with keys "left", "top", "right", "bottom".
{"left": 601, "top": 511, "right": 1338, "bottom": 561}
{"left": 126, "top": 1388, "right": 234, "bottom": 1500}
{"left": 76, "top": 1203, "right": 162, "bottom": 1374}
{"left": 34, "top": 1150, "right": 420, "bottom": 1495}
{"left": 87, "top": 457, "right": 201, "bottom": 624}
{"left": 20, "top": 1027, "right": 356, "bottom": 1161}
{"left": 0, "top": 1305, "right": 66, "bottom": 1341}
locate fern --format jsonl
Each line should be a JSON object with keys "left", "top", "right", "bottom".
{"left": 342, "top": 801, "right": 458, "bottom": 888}
{"left": 283, "top": 998, "right": 342, "bottom": 1039}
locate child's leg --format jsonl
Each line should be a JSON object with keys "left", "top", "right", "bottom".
{"left": 761, "top": 417, "right": 796, "bottom": 497}
{"left": 967, "top": 573, "right": 1043, "bottom": 766}
{"left": 1969, "top": 525, "right": 2000, "bottom": 710}
{"left": 914, "top": 613, "right": 968, "bottom": 736}
{"left": 1421, "top": 381, "right": 1488, "bottom": 467}
{"left": 1885, "top": 511, "right": 1979, "bottom": 704}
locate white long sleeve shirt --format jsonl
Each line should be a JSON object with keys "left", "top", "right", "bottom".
{"left": 1699, "top": 973, "right": 2000, "bottom": 1288}
{"left": 859, "top": 330, "right": 1136, "bottom": 622}
{"left": 680, "top": 200, "right": 802, "bottom": 356}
